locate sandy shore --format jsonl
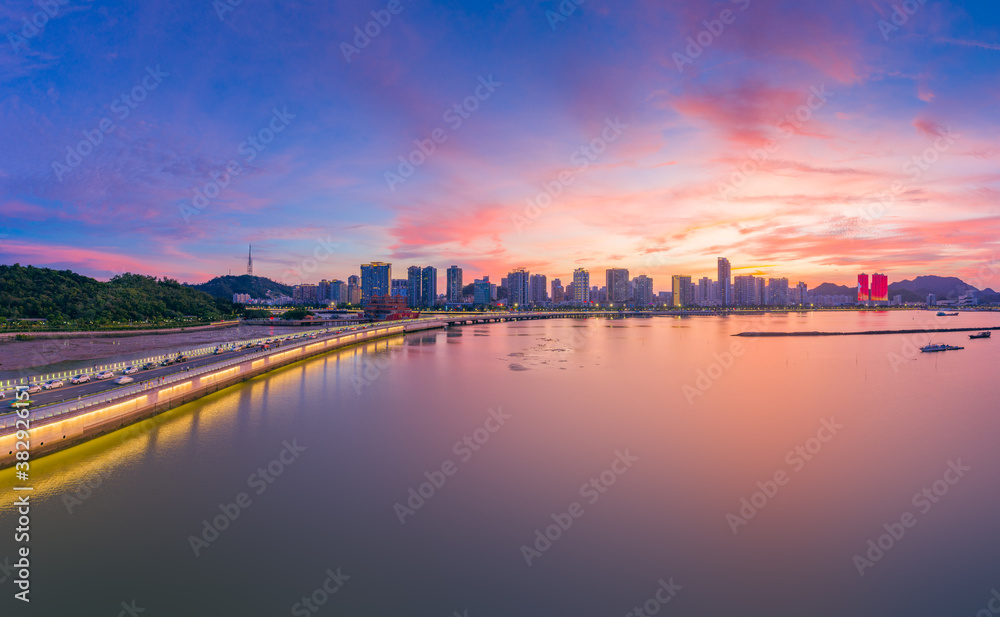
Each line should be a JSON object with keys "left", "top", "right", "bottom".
{"left": 0, "top": 323, "right": 312, "bottom": 375}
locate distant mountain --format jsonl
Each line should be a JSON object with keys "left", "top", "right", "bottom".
{"left": 809, "top": 283, "right": 855, "bottom": 296}
{"left": 0, "top": 264, "right": 233, "bottom": 323}
{"left": 809, "top": 275, "right": 986, "bottom": 303}
{"left": 888, "top": 276, "right": 975, "bottom": 300}
{"left": 186, "top": 275, "right": 292, "bottom": 300}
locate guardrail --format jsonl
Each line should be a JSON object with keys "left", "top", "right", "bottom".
{"left": 0, "top": 322, "right": 358, "bottom": 390}
{"left": 0, "top": 322, "right": 418, "bottom": 431}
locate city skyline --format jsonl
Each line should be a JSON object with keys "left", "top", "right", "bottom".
{"left": 1, "top": 2, "right": 998, "bottom": 285}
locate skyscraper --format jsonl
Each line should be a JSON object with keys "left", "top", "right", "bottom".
{"left": 734, "top": 275, "right": 756, "bottom": 306}
{"left": 421, "top": 266, "right": 438, "bottom": 308}
{"left": 858, "top": 273, "right": 870, "bottom": 304}
{"left": 871, "top": 273, "right": 888, "bottom": 303}
{"left": 347, "top": 275, "right": 361, "bottom": 305}
{"left": 507, "top": 268, "right": 530, "bottom": 309}
{"left": 796, "top": 281, "right": 808, "bottom": 305}
{"left": 473, "top": 277, "right": 491, "bottom": 306}
{"left": 446, "top": 266, "right": 463, "bottom": 303}
{"left": 767, "top": 278, "right": 789, "bottom": 306}
{"left": 407, "top": 266, "right": 423, "bottom": 308}
{"left": 671, "top": 275, "right": 692, "bottom": 307}
{"left": 633, "top": 275, "right": 653, "bottom": 306}
{"left": 606, "top": 268, "right": 630, "bottom": 304}
{"left": 529, "top": 274, "right": 547, "bottom": 306}
{"left": 698, "top": 277, "right": 713, "bottom": 306}
{"left": 391, "top": 279, "right": 408, "bottom": 298}
{"left": 360, "top": 262, "right": 391, "bottom": 305}
{"left": 717, "top": 257, "right": 731, "bottom": 307}
{"left": 572, "top": 268, "right": 590, "bottom": 304}
{"left": 331, "top": 279, "right": 348, "bottom": 304}
{"left": 551, "top": 279, "right": 564, "bottom": 304}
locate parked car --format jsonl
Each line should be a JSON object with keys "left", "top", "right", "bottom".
{"left": 71, "top": 374, "right": 91, "bottom": 384}
{"left": 26, "top": 383, "right": 42, "bottom": 394}
{"left": 114, "top": 376, "right": 134, "bottom": 385}
{"left": 142, "top": 362, "right": 157, "bottom": 370}
{"left": 123, "top": 366, "right": 139, "bottom": 374}
{"left": 43, "top": 379, "right": 65, "bottom": 390}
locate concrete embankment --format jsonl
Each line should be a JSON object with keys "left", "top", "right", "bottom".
{"left": 735, "top": 326, "right": 1000, "bottom": 337}
{"left": 0, "top": 320, "right": 443, "bottom": 468}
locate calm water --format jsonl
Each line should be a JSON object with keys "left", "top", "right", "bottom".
{"left": 2, "top": 311, "right": 1000, "bottom": 616}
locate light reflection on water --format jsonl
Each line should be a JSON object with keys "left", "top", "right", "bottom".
{"left": 1, "top": 311, "right": 999, "bottom": 616}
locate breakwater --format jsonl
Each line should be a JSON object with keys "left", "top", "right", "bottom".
{"left": 735, "top": 326, "right": 1000, "bottom": 337}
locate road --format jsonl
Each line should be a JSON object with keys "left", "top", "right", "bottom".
{"left": 5, "top": 324, "right": 382, "bottom": 408}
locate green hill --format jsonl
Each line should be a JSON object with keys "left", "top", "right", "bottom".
{"left": 185, "top": 275, "right": 292, "bottom": 301}
{"left": 0, "top": 264, "right": 235, "bottom": 325}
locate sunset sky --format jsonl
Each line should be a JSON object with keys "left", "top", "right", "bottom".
{"left": 1, "top": 0, "right": 998, "bottom": 290}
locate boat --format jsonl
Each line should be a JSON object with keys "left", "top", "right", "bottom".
{"left": 920, "top": 343, "right": 964, "bottom": 352}
{"left": 936, "top": 311, "right": 959, "bottom": 316}
{"left": 969, "top": 331, "right": 992, "bottom": 339}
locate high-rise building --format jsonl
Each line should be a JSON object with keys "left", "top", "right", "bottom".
{"left": 529, "top": 274, "right": 548, "bottom": 306}
{"left": 507, "top": 268, "right": 530, "bottom": 309}
{"left": 633, "top": 275, "right": 654, "bottom": 306}
{"left": 767, "top": 278, "right": 789, "bottom": 306}
{"left": 421, "top": 266, "right": 437, "bottom": 308}
{"left": 318, "top": 280, "right": 332, "bottom": 302}
{"left": 572, "top": 268, "right": 590, "bottom": 304}
{"left": 406, "top": 266, "right": 423, "bottom": 308}
{"left": 606, "top": 268, "right": 630, "bottom": 305}
{"left": 347, "top": 276, "right": 361, "bottom": 305}
{"left": 391, "top": 279, "right": 408, "bottom": 298}
{"left": 671, "top": 275, "right": 692, "bottom": 307}
{"left": 473, "top": 277, "right": 491, "bottom": 306}
{"left": 858, "top": 273, "right": 870, "bottom": 304}
{"left": 755, "top": 278, "right": 766, "bottom": 306}
{"left": 446, "top": 266, "right": 463, "bottom": 303}
{"left": 717, "top": 257, "right": 732, "bottom": 307}
{"left": 233, "top": 293, "right": 251, "bottom": 304}
{"left": 330, "top": 279, "right": 348, "bottom": 304}
{"left": 361, "top": 262, "right": 391, "bottom": 305}
{"left": 796, "top": 281, "right": 808, "bottom": 305}
{"left": 734, "top": 275, "right": 757, "bottom": 306}
{"left": 551, "top": 279, "right": 564, "bottom": 304}
{"left": 593, "top": 286, "right": 604, "bottom": 303}
{"left": 697, "top": 277, "right": 713, "bottom": 306}
{"left": 871, "top": 273, "right": 888, "bottom": 303}
{"left": 292, "top": 283, "right": 319, "bottom": 305}
{"left": 926, "top": 293, "right": 936, "bottom": 306}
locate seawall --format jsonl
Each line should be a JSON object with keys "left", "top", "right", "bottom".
{"left": 0, "top": 320, "right": 443, "bottom": 468}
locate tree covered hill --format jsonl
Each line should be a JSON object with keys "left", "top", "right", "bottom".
{"left": 185, "top": 275, "right": 292, "bottom": 300}
{"left": 0, "top": 264, "right": 234, "bottom": 323}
